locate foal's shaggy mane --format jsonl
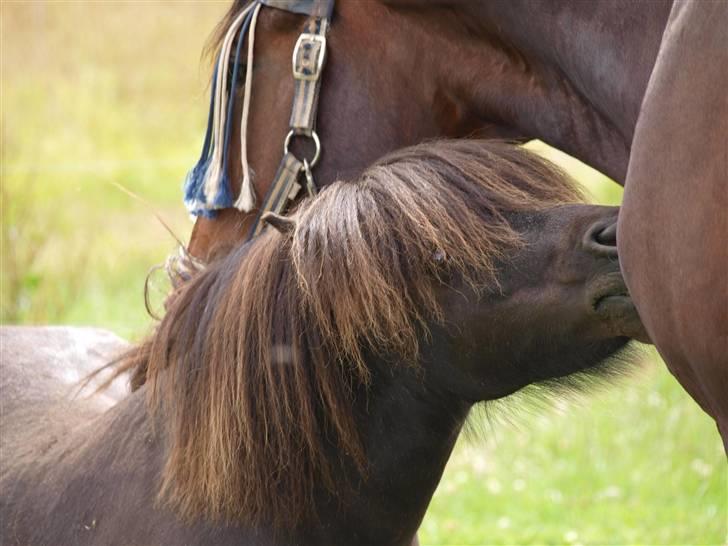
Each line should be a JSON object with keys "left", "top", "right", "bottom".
{"left": 119, "top": 140, "right": 581, "bottom": 527}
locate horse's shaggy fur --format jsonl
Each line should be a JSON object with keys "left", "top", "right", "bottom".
{"left": 115, "top": 140, "right": 582, "bottom": 527}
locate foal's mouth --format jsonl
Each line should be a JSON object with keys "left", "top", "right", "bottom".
{"left": 589, "top": 273, "right": 651, "bottom": 343}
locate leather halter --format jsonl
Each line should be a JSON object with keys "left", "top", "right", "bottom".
{"left": 248, "top": 0, "right": 335, "bottom": 239}
{"left": 167, "top": 0, "right": 334, "bottom": 284}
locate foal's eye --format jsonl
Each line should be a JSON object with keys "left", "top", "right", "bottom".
{"left": 431, "top": 249, "right": 453, "bottom": 284}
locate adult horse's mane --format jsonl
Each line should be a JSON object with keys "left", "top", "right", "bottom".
{"left": 118, "top": 141, "right": 582, "bottom": 527}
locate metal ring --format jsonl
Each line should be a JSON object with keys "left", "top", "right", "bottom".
{"left": 283, "top": 130, "right": 321, "bottom": 168}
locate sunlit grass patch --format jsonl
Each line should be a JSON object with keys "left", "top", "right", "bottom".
{"left": 1, "top": 2, "right": 219, "bottom": 336}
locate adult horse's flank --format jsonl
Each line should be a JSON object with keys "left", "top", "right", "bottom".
{"left": 2, "top": 141, "right": 647, "bottom": 545}
{"left": 183, "top": 0, "right": 726, "bottom": 446}
{"left": 619, "top": 0, "right": 728, "bottom": 449}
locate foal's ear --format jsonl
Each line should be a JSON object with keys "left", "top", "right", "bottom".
{"left": 262, "top": 212, "right": 297, "bottom": 234}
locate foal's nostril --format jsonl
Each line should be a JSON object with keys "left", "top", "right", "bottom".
{"left": 584, "top": 220, "right": 619, "bottom": 257}
{"left": 595, "top": 223, "right": 617, "bottom": 246}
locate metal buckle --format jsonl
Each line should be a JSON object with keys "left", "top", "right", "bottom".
{"left": 292, "top": 33, "right": 326, "bottom": 81}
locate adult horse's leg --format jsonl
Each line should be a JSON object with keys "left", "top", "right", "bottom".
{"left": 619, "top": 0, "right": 728, "bottom": 451}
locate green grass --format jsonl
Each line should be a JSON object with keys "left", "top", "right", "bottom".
{"left": 1, "top": 3, "right": 725, "bottom": 545}
{"left": 423, "top": 354, "right": 726, "bottom": 545}
{"left": 1, "top": 1, "right": 227, "bottom": 337}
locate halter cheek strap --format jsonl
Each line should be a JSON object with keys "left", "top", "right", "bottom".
{"left": 248, "top": 0, "right": 334, "bottom": 239}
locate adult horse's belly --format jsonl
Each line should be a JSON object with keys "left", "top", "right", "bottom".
{"left": 619, "top": 1, "right": 728, "bottom": 448}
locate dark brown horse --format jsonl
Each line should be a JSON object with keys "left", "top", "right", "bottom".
{"left": 183, "top": 0, "right": 726, "bottom": 447}
{"left": 2, "top": 141, "right": 648, "bottom": 545}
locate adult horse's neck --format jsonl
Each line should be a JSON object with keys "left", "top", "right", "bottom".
{"left": 461, "top": 0, "right": 672, "bottom": 181}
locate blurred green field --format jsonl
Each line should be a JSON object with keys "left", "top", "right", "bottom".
{"left": 1, "top": 3, "right": 725, "bottom": 545}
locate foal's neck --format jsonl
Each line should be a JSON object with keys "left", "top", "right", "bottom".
{"left": 307, "top": 359, "right": 470, "bottom": 546}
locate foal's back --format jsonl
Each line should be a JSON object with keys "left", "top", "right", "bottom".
{"left": 0, "top": 327, "right": 271, "bottom": 545}
{"left": 0, "top": 326, "right": 128, "bottom": 457}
